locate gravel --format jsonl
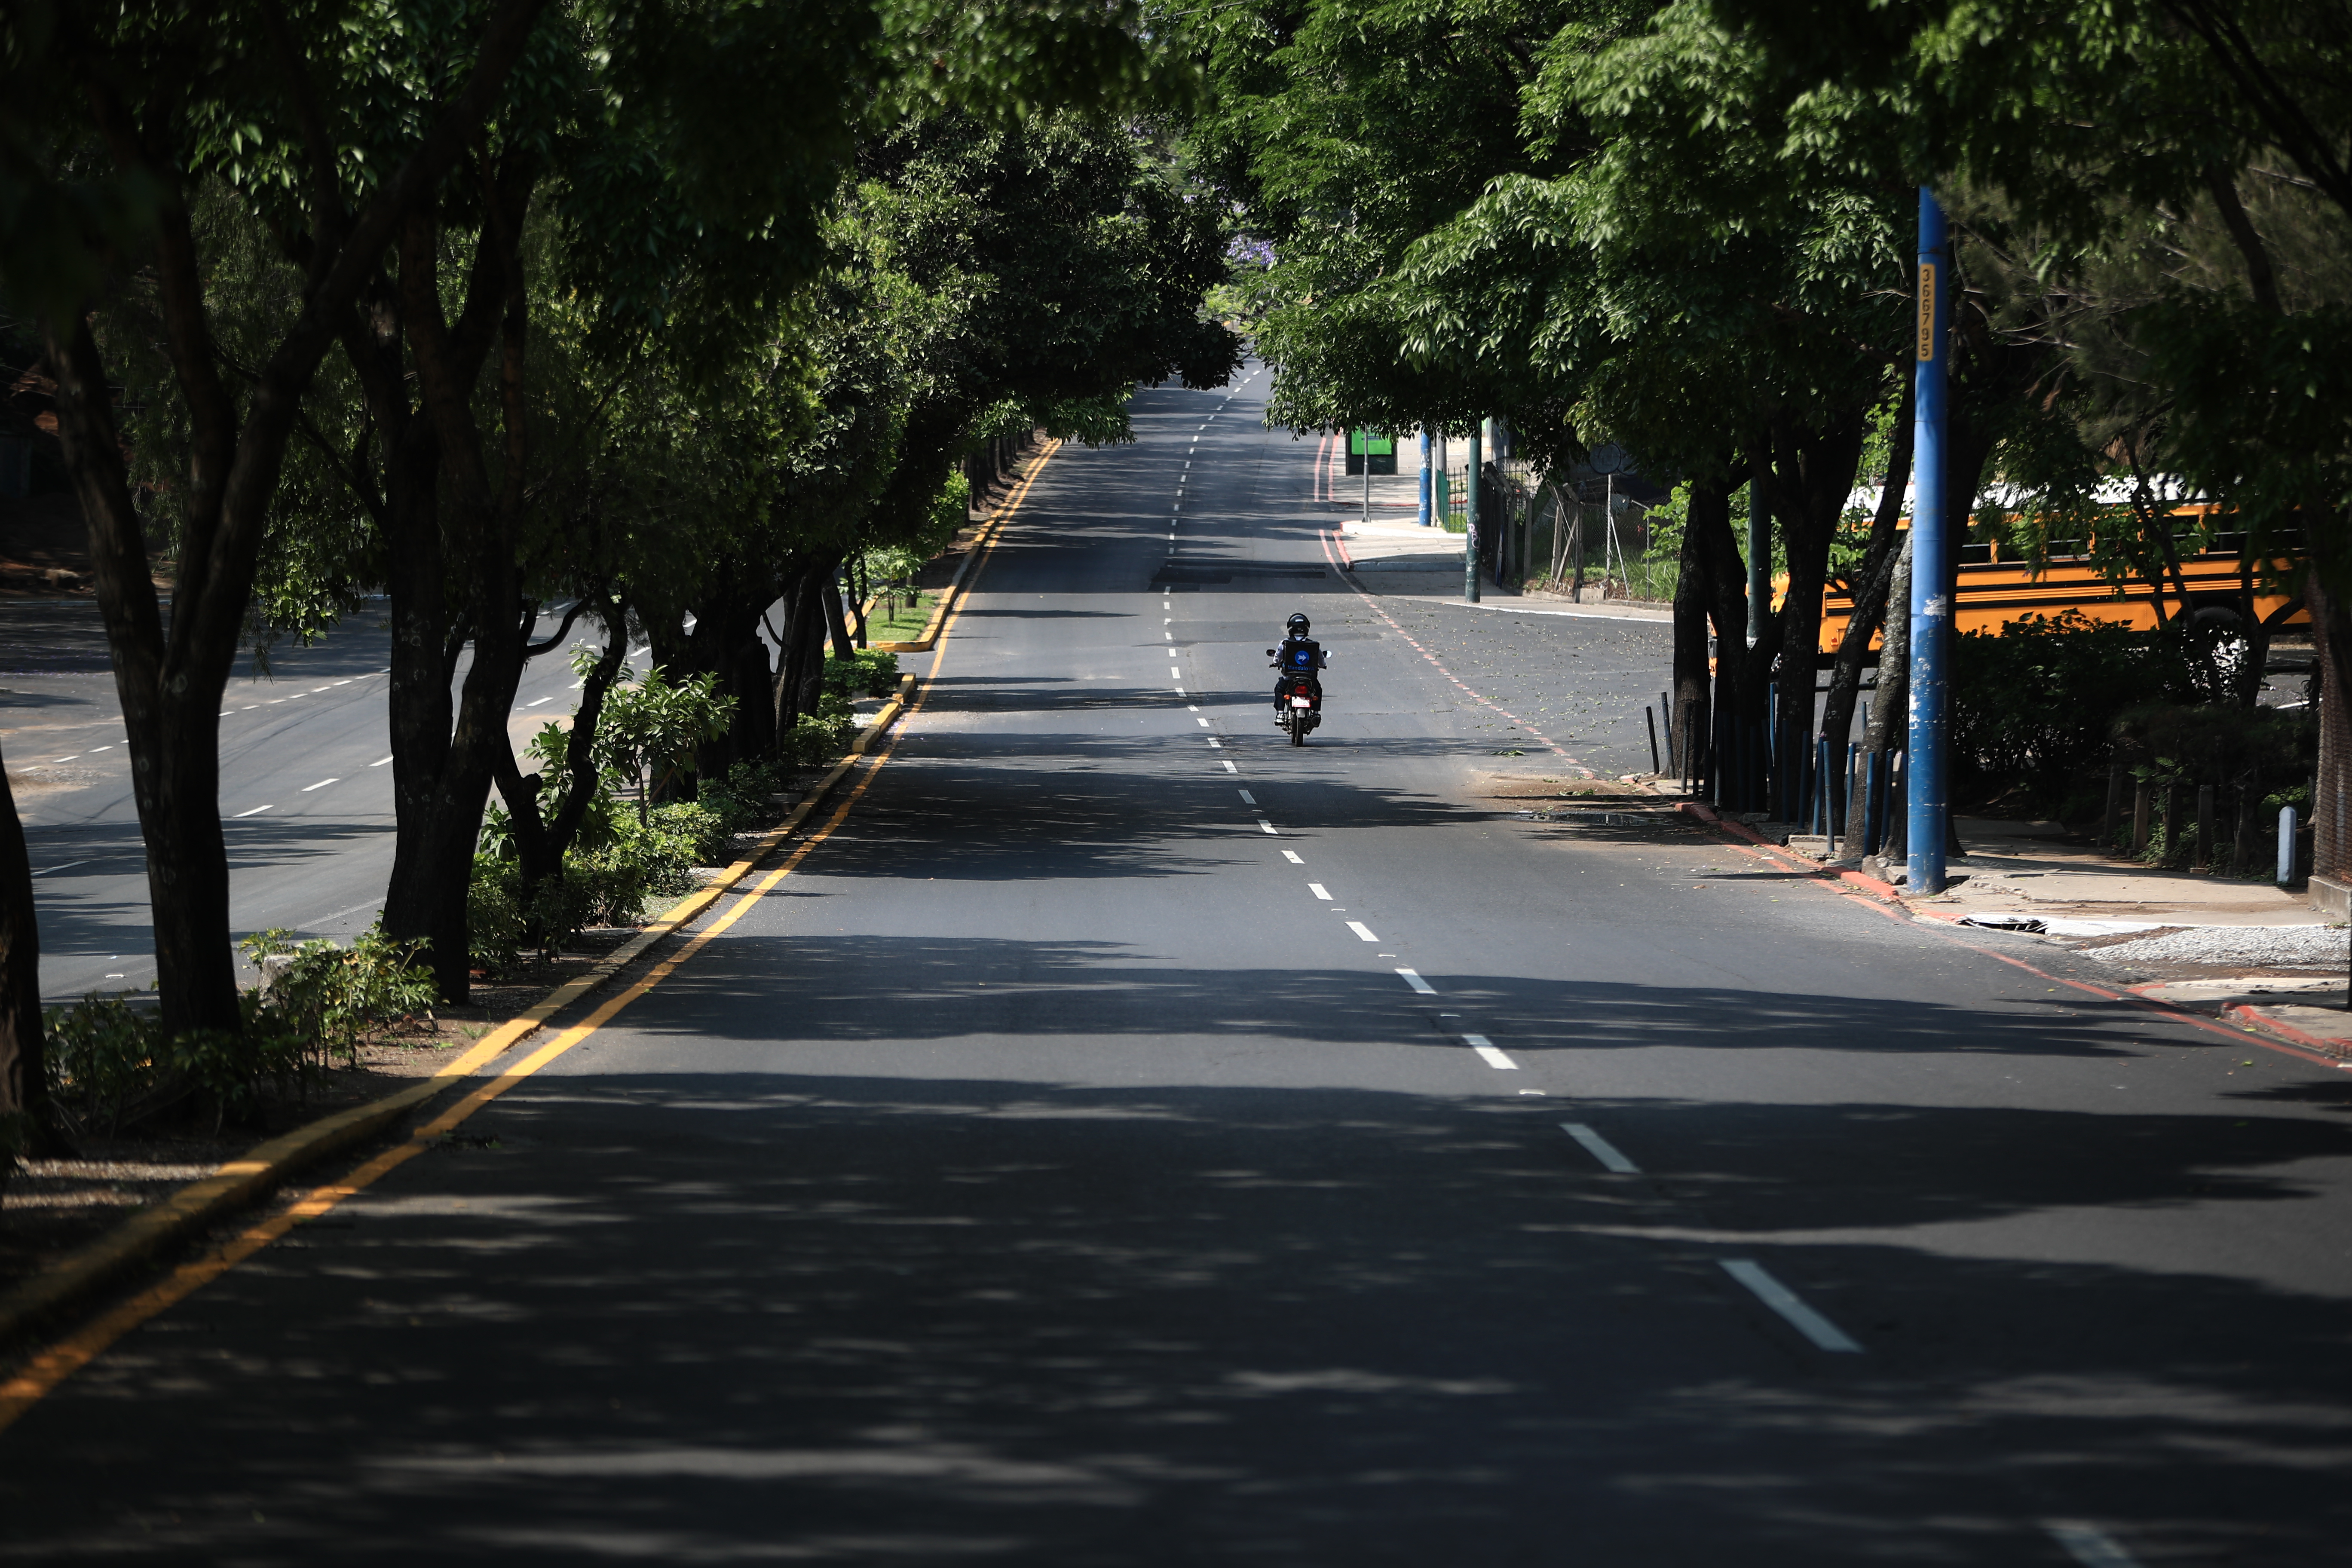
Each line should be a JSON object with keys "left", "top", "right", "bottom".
{"left": 2082, "top": 925, "right": 2352, "bottom": 968}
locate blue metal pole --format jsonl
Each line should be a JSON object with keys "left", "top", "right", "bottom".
{"left": 1464, "top": 423, "right": 1483, "bottom": 603}
{"left": 1418, "top": 431, "right": 1433, "bottom": 527}
{"left": 1907, "top": 187, "right": 1952, "bottom": 893}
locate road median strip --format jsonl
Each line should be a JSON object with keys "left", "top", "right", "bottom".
{"left": 868, "top": 441, "right": 1060, "bottom": 652}
{"left": 0, "top": 431, "right": 1058, "bottom": 1424}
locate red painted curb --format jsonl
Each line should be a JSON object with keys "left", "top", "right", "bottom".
{"left": 1675, "top": 801, "right": 1903, "bottom": 902}
{"left": 2221, "top": 1001, "right": 2352, "bottom": 1062}
{"left": 1674, "top": 798, "right": 2352, "bottom": 1070}
{"left": 1327, "top": 526, "right": 1355, "bottom": 572}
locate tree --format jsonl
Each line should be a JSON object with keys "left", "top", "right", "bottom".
{"left": 22, "top": 0, "right": 550, "bottom": 1038}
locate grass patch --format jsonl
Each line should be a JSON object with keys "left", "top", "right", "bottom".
{"left": 861, "top": 592, "right": 937, "bottom": 641}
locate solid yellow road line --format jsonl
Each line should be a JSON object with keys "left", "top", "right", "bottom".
{"left": 0, "top": 440, "right": 1063, "bottom": 1436}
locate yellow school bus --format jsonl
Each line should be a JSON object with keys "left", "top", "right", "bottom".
{"left": 1813, "top": 505, "right": 2305, "bottom": 653}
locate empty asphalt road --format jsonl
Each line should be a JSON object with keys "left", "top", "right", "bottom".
{"left": 5, "top": 370, "right": 2350, "bottom": 1565}
{"left": 1, "top": 600, "right": 641, "bottom": 1000}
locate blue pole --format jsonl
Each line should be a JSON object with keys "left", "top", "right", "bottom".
{"left": 1907, "top": 187, "right": 1952, "bottom": 893}
{"left": 1464, "top": 423, "right": 1483, "bottom": 602}
{"left": 1418, "top": 431, "right": 1433, "bottom": 527}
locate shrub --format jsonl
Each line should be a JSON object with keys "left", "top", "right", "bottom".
{"left": 467, "top": 854, "right": 533, "bottom": 975}
{"left": 242, "top": 926, "right": 438, "bottom": 1070}
{"left": 39, "top": 946, "right": 420, "bottom": 1134}
{"left": 824, "top": 649, "right": 900, "bottom": 699}
{"left": 784, "top": 709, "right": 853, "bottom": 767}
{"left": 697, "top": 758, "right": 790, "bottom": 840}
{"left": 466, "top": 799, "right": 732, "bottom": 975}
{"left": 45, "top": 993, "right": 172, "bottom": 1136}
{"left": 597, "top": 658, "right": 734, "bottom": 822}
{"left": 1951, "top": 612, "right": 2201, "bottom": 808}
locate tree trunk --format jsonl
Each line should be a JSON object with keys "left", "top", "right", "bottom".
{"left": 1760, "top": 410, "right": 1871, "bottom": 823}
{"left": 823, "top": 580, "right": 856, "bottom": 660}
{"left": 771, "top": 568, "right": 829, "bottom": 742}
{"left": 1845, "top": 533, "right": 1914, "bottom": 856}
{"left": 0, "top": 751, "right": 61, "bottom": 1149}
{"left": 1672, "top": 475, "right": 1740, "bottom": 784}
{"left": 493, "top": 595, "right": 629, "bottom": 895}
{"left": 1670, "top": 506, "right": 1711, "bottom": 783}
{"left": 1820, "top": 395, "right": 1916, "bottom": 782}
{"left": 44, "top": 319, "right": 244, "bottom": 1038}
{"left": 1688, "top": 473, "right": 1767, "bottom": 808}
{"left": 379, "top": 168, "right": 536, "bottom": 1002}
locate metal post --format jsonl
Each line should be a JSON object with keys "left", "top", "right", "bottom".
{"left": 1881, "top": 747, "right": 1900, "bottom": 860}
{"left": 1907, "top": 186, "right": 1953, "bottom": 894}
{"left": 1834, "top": 738, "right": 1853, "bottom": 846}
{"left": 1745, "top": 469, "right": 1767, "bottom": 647}
{"left": 1646, "top": 707, "right": 1661, "bottom": 775}
{"left": 1418, "top": 431, "right": 1433, "bottom": 527}
{"left": 2279, "top": 805, "right": 2299, "bottom": 888}
{"left": 1464, "top": 422, "right": 1482, "bottom": 603}
{"left": 1659, "top": 689, "right": 1673, "bottom": 769}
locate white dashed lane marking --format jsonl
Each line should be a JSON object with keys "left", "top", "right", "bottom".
{"left": 233, "top": 805, "right": 272, "bottom": 818}
{"left": 1238, "top": 790, "right": 1256, "bottom": 805}
{"left": 1256, "top": 818, "right": 1277, "bottom": 835}
{"left": 1462, "top": 1033, "right": 1517, "bottom": 1069}
{"left": 1396, "top": 968, "right": 1436, "bottom": 995}
{"left": 1308, "top": 883, "right": 1330, "bottom": 899}
{"left": 1281, "top": 850, "right": 1302, "bottom": 864}
{"left": 370, "top": 756, "right": 393, "bottom": 767}
{"left": 1344, "top": 921, "right": 1378, "bottom": 943}
{"left": 1718, "top": 1260, "right": 1862, "bottom": 1354}
{"left": 2046, "top": 1523, "right": 2141, "bottom": 1567}
{"left": 1562, "top": 1124, "right": 1639, "bottom": 1173}
{"left": 301, "top": 778, "right": 338, "bottom": 792}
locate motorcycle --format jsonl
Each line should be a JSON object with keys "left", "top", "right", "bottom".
{"left": 1267, "top": 647, "right": 1323, "bottom": 745}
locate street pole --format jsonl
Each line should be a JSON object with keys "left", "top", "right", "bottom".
{"left": 1745, "top": 469, "right": 1767, "bottom": 646}
{"left": 1362, "top": 430, "right": 1373, "bottom": 528}
{"left": 1907, "top": 187, "right": 1952, "bottom": 894}
{"left": 1464, "top": 422, "right": 1482, "bottom": 603}
{"left": 1418, "top": 431, "right": 1432, "bottom": 527}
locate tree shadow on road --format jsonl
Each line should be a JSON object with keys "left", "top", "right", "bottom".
{"left": 5, "top": 1069, "right": 2347, "bottom": 1565}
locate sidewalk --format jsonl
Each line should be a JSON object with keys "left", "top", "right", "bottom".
{"left": 1338, "top": 516, "right": 1461, "bottom": 574}
{"left": 1694, "top": 805, "right": 2352, "bottom": 1057}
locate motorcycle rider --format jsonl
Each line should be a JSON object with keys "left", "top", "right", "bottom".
{"left": 1270, "top": 611, "right": 1326, "bottom": 724}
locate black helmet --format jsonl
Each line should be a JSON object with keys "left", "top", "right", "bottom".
{"left": 1286, "top": 612, "right": 1311, "bottom": 635}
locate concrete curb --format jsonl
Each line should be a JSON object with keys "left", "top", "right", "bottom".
{"left": 1327, "top": 527, "right": 1355, "bottom": 572}
{"left": 0, "top": 1080, "right": 445, "bottom": 1348}
{"left": 0, "top": 679, "right": 927, "bottom": 1354}
{"left": 1675, "top": 799, "right": 2352, "bottom": 1069}
{"left": 1675, "top": 800, "right": 1904, "bottom": 901}
{"left": 2220, "top": 1002, "right": 2352, "bottom": 1061}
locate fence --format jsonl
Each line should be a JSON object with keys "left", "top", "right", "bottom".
{"left": 1516, "top": 468, "right": 1665, "bottom": 601}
